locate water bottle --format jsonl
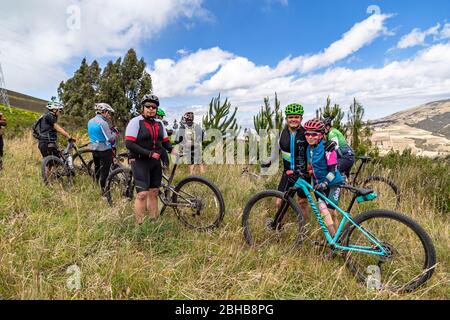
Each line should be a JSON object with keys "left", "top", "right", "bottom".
{"left": 67, "top": 154, "right": 74, "bottom": 170}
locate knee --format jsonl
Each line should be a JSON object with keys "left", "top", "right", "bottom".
{"left": 298, "top": 198, "right": 308, "bottom": 205}
{"left": 136, "top": 191, "right": 149, "bottom": 200}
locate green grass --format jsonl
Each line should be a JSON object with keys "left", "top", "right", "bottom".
{"left": 0, "top": 104, "right": 40, "bottom": 138}
{"left": 0, "top": 134, "right": 448, "bottom": 299}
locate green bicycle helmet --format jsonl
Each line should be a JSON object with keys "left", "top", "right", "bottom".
{"left": 285, "top": 103, "right": 304, "bottom": 116}
{"left": 156, "top": 107, "right": 166, "bottom": 117}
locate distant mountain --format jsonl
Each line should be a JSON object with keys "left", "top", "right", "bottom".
{"left": 5, "top": 89, "right": 47, "bottom": 113}
{"left": 371, "top": 99, "right": 450, "bottom": 157}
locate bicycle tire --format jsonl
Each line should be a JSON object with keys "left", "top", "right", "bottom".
{"left": 41, "top": 155, "right": 72, "bottom": 188}
{"left": 341, "top": 210, "right": 436, "bottom": 292}
{"left": 363, "top": 176, "right": 401, "bottom": 210}
{"left": 242, "top": 190, "right": 305, "bottom": 248}
{"left": 73, "top": 148, "right": 94, "bottom": 176}
{"left": 172, "top": 175, "right": 225, "bottom": 232}
{"left": 104, "top": 167, "right": 134, "bottom": 206}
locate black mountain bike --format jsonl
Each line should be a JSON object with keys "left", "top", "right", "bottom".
{"left": 41, "top": 139, "right": 90, "bottom": 188}
{"left": 104, "top": 154, "right": 226, "bottom": 231}
{"left": 348, "top": 156, "right": 401, "bottom": 210}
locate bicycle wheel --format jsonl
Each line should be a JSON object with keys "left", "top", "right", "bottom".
{"left": 171, "top": 176, "right": 225, "bottom": 231}
{"left": 73, "top": 148, "right": 93, "bottom": 176}
{"left": 41, "top": 155, "right": 72, "bottom": 189}
{"left": 104, "top": 167, "right": 134, "bottom": 206}
{"left": 242, "top": 190, "right": 305, "bottom": 249}
{"left": 341, "top": 210, "right": 436, "bottom": 292}
{"left": 362, "top": 176, "right": 400, "bottom": 210}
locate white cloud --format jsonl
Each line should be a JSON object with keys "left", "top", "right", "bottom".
{"left": 396, "top": 23, "right": 441, "bottom": 49}
{"left": 440, "top": 23, "right": 450, "bottom": 40}
{"left": 0, "top": 0, "right": 209, "bottom": 97}
{"left": 266, "top": 0, "right": 289, "bottom": 6}
{"left": 275, "top": 14, "right": 393, "bottom": 74}
{"left": 150, "top": 14, "right": 393, "bottom": 98}
{"left": 152, "top": 39, "right": 450, "bottom": 127}
{"left": 151, "top": 47, "right": 234, "bottom": 98}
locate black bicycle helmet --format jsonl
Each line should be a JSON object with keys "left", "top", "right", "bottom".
{"left": 141, "top": 94, "right": 160, "bottom": 107}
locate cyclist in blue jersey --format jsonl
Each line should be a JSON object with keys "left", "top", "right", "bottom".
{"left": 87, "top": 103, "right": 117, "bottom": 194}
{"left": 304, "top": 119, "right": 344, "bottom": 237}
{"left": 262, "top": 103, "right": 310, "bottom": 221}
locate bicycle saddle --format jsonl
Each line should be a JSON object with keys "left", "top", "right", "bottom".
{"left": 358, "top": 156, "right": 372, "bottom": 163}
{"left": 342, "top": 185, "right": 373, "bottom": 196}
{"left": 353, "top": 187, "right": 373, "bottom": 196}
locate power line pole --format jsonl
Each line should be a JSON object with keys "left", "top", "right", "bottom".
{"left": 0, "top": 61, "right": 12, "bottom": 113}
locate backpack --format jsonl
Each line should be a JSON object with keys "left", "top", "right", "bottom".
{"left": 32, "top": 115, "right": 44, "bottom": 140}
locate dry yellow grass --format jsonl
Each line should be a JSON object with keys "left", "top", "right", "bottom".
{"left": 0, "top": 133, "right": 448, "bottom": 299}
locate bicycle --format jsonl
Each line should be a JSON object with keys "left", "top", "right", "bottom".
{"left": 104, "top": 154, "right": 226, "bottom": 232}
{"left": 71, "top": 142, "right": 95, "bottom": 176}
{"left": 41, "top": 139, "right": 90, "bottom": 188}
{"left": 85, "top": 149, "right": 129, "bottom": 180}
{"left": 345, "top": 156, "right": 401, "bottom": 210}
{"left": 242, "top": 172, "right": 436, "bottom": 292}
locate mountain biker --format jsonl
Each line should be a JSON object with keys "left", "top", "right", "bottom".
{"left": 262, "top": 103, "right": 310, "bottom": 221}
{"left": 0, "top": 112, "right": 7, "bottom": 170}
{"left": 174, "top": 111, "right": 205, "bottom": 175}
{"left": 36, "top": 99, "right": 74, "bottom": 158}
{"left": 87, "top": 103, "right": 117, "bottom": 194}
{"left": 125, "top": 94, "right": 176, "bottom": 224}
{"left": 324, "top": 117, "right": 355, "bottom": 178}
{"left": 304, "top": 119, "right": 345, "bottom": 237}
{"left": 155, "top": 107, "right": 171, "bottom": 169}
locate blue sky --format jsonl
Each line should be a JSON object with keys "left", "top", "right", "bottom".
{"left": 1, "top": 0, "right": 450, "bottom": 127}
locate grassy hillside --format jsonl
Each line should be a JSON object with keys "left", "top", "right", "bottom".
{"left": 0, "top": 104, "right": 40, "bottom": 137}
{"left": 0, "top": 134, "right": 448, "bottom": 299}
{"left": 6, "top": 90, "right": 47, "bottom": 114}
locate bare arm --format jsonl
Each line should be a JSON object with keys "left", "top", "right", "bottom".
{"left": 54, "top": 123, "right": 71, "bottom": 139}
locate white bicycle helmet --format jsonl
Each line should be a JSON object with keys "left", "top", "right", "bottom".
{"left": 46, "top": 100, "right": 64, "bottom": 111}
{"left": 95, "top": 103, "right": 115, "bottom": 114}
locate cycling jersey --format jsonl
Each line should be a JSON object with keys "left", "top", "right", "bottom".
{"left": 87, "top": 115, "right": 116, "bottom": 151}
{"left": 273, "top": 127, "right": 308, "bottom": 174}
{"left": 38, "top": 112, "right": 58, "bottom": 142}
{"left": 307, "top": 140, "right": 344, "bottom": 187}
{"left": 125, "top": 115, "right": 173, "bottom": 159}
{"left": 327, "top": 128, "right": 348, "bottom": 148}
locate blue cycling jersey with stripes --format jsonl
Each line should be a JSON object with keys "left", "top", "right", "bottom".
{"left": 87, "top": 115, "right": 116, "bottom": 151}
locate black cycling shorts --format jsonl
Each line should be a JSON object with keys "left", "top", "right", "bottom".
{"left": 337, "top": 146, "right": 355, "bottom": 178}
{"left": 130, "top": 158, "right": 163, "bottom": 193}
{"left": 38, "top": 141, "right": 59, "bottom": 158}
{"left": 317, "top": 185, "right": 341, "bottom": 210}
{"left": 278, "top": 174, "right": 308, "bottom": 199}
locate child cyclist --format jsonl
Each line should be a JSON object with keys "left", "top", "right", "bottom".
{"left": 304, "top": 119, "right": 344, "bottom": 237}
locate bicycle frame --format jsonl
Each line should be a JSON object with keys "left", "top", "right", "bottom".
{"left": 159, "top": 162, "right": 199, "bottom": 209}
{"left": 291, "top": 177, "right": 387, "bottom": 256}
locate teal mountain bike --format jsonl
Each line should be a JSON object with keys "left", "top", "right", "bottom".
{"left": 242, "top": 173, "right": 436, "bottom": 292}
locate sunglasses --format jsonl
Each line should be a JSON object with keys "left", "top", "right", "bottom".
{"left": 144, "top": 105, "right": 158, "bottom": 110}
{"left": 305, "top": 131, "right": 322, "bottom": 137}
